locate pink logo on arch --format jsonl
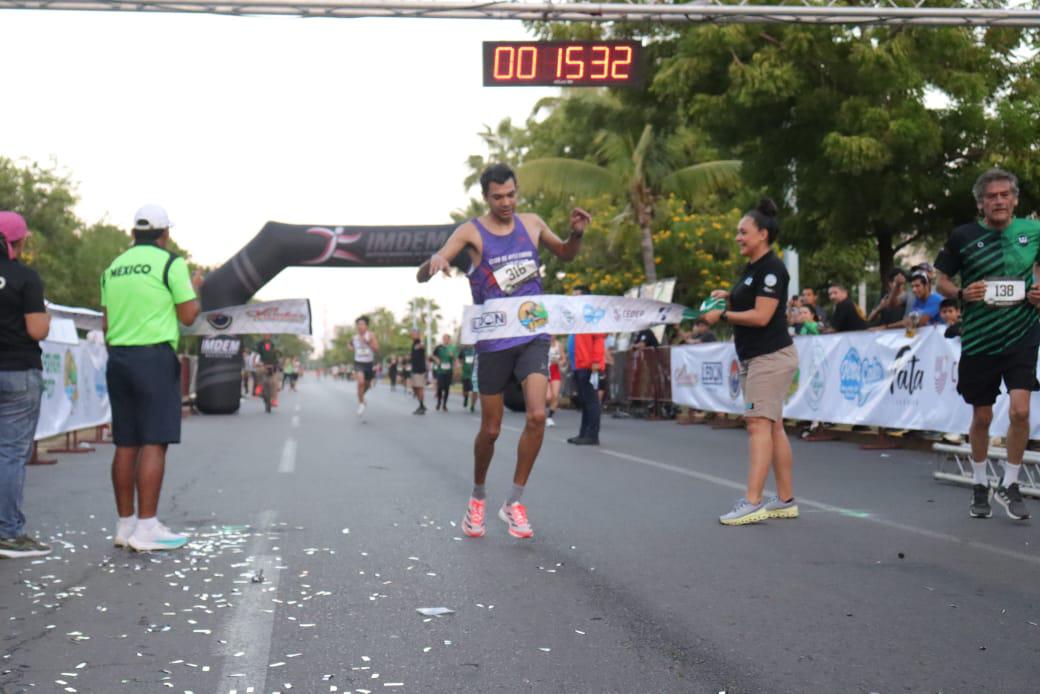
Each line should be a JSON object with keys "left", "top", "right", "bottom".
{"left": 303, "top": 226, "right": 364, "bottom": 264}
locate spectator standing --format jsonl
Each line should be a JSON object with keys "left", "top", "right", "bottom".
{"left": 907, "top": 271, "right": 943, "bottom": 326}
{"left": 826, "top": 283, "right": 868, "bottom": 332}
{"left": 568, "top": 331, "right": 605, "bottom": 446}
{"left": 388, "top": 357, "right": 399, "bottom": 391}
{"left": 793, "top": 306, "right": 821, "bottom": 335}
{"left": 101, "top": 205, "right": 201, "bottom": 552}
{"left": 678, "top": 318, "right": 718, "bottom": 344}
{"left": 800, "top": 287, "right": 827, "bottom": 327}
{"left": 0, "top": 212, "right": 52, "bottom": 559}
{"left": 868, "top": 268, "right": 909, "bottom": 329}
{"left": 940, "top": 299, "right": 962, "bottom": 338}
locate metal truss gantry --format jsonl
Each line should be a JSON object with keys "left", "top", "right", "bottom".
{"left": 2, "top": 0, "right": 1040, "bottom": 26}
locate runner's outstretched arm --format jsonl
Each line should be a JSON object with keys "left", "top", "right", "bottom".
{"left": 417, "top": 223, "right": 478, "bottom": 282}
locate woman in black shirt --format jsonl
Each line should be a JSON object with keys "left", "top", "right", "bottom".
{"left": 703, "top": 199, "right": 800, "bottom": 526}
{"left": 0, "top": 212, "right": 52, "bottom": 558}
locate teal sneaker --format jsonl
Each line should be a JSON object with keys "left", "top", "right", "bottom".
{"left": 127, "top": 521, "right": 188, "bottom": 552}
{"left": 0, "top": 535, "right": 52, "bottom": 559}
{"left": 719, "top": 498, "right": 768, "bottom": 526}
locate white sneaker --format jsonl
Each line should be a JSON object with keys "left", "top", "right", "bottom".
{"left": 127, "top": 520, "right": 188, "bottom": 552}
{"left": 546, "top": 416, "right": 555, "bottom": 428}
{"left": 114, "top": 517, "right": 137, "bottom": 548}
{"left": 358, "top": 402, "right": 366, "bottom": 417}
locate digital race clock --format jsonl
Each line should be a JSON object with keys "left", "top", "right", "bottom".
{"left": 482, "top": 41, "right": 644, "bottom": 87}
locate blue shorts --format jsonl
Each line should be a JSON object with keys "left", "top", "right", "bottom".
{"left": 107, "top": 345, "right": 182, "bottom": 446}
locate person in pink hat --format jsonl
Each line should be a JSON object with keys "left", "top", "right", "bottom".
{"left": 0, "top": 211, "right": 53, "bottom": 558}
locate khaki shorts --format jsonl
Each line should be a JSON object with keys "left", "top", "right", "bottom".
{"left": 739, "top": 344, "right": 798, "bottom": 422}
{"left": 409, "top": 373, "right": 426, "bottom": 389}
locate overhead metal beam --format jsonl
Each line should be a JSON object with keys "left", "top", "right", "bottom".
{"left": 2, "top": 0, "right": 1040, "bottom": 26}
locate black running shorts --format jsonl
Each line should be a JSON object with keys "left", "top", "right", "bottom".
{"left": 106, "top": 344, "right": 182, "bottom": 446}
{"left": 477, "top": 338, "right": 550, "bottom": 396}
{"left": 957, "top": 341, "right": 1040, "bottom": 406}
{"left": 354, "top": 362, "right": 374, "bottom": 382}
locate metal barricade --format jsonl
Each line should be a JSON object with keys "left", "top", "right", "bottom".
{"left": 933, "top": 443, "right": 1040, "bottom": 498}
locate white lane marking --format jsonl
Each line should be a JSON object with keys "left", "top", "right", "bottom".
{"left": 278, "top": 438, "right": 297, "bottom": 474}
{"left": 513, "top": 426, "right": 1040, "bottom": 568}
{"left": 291, "top": 415, "right": 300, "bottom": 428}
{"left": 294, "top": 403, "right": 301, "bottom": 413}
{"left": 217, "top": 509, "right": 280, "bottom": 693}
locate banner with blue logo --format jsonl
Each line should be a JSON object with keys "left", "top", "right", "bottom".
{"left": 460, "top": 295, "right": 686, "bottom": 345}
{"left": 35, "top": 340, "right": 111, "bottom": 441}
{"left": 673, "top": 326, "right": 1034, "bottom": 436}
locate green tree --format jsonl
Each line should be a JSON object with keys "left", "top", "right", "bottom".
{"left": 652, "top": 21, "right": 1040, "bottom": 284}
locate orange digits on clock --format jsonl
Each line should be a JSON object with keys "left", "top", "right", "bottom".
{"left": 564, "top": 45, "right": 584, "bottom": 79}
{"left": 590, "top": 45, "right": 610, "bottom": 79}
{"left": 555, "top": 47, "right": 564, "bottom": 79}
{"left": 517, "top": 46, "right": 537, "bottom": 80}
{"left": 493, "top": 46, "right": 515, "bottom": 80}
{"left": 611, "top": 45, "right": 633, "bottom": 79}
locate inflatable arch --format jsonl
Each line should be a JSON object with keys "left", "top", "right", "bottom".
{"left": 196, "top": 222, "right": 470, "bottom": 414}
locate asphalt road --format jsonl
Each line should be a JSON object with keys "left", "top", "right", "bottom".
{"left": 2, "top": 377, "right": 1039, "bottom": 694}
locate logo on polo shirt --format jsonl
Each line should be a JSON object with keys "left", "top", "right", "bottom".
{"left": 110, "top": 263, "right": 152, "bottom": 277}
{"left": 1019, "top": 235, "right": 1029, "bottom": 245}
{"left": 764, "top": 274, "right": 778, "bottom": 287}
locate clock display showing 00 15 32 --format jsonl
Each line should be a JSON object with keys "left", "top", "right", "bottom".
{"left": 482, "top": 41, "right": 644, "bottom": 87}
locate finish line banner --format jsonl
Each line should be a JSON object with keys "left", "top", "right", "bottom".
{"left": 461, "top": 295, "right": 686, "bottom": 344}
{"left": 182, "top": 299, "right": 313, "bottom": 337}
{"left": 671, "top": 325, "right": 1040, "bottom": 437}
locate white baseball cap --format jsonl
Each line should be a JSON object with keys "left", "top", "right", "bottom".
{"left": 132, "top": 204, "right": 172, "bottom": 231}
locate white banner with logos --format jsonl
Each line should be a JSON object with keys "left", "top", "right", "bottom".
{"left": 461, "top": 294, "right": 686, "bottom": 345}
{"left": 181, "top": 299, "right": 312, "bottom": 336}
{"left": 672, "top": 326, "right": 1040, "bottom": 437}
{"left": 35, "top": 340, "right": 111, "bottom": 441}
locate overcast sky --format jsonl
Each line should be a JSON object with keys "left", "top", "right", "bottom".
{"left": 0, "top": 10, "right": 557, "bottom": 350}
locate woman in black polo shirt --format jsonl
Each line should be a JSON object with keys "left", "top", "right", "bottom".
{"left": 703, "top": 199, "right": 800, "bottom": 526}
{"left": 0, "top": 212, "right": 52, "bottom": 558}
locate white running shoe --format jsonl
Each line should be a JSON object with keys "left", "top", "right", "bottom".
{"left": 358, "top": 402, "right": 367, "bottom": 417}
{"left": 114, "top": 517, "right": 137, "bottom": 548}
{"left": 127, "top": 520, "right": 189, "bottom": 552}
{"left": 546, "top": 416, "right": 555, "bottom": 428}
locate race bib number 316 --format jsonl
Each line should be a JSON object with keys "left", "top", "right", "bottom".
{"left": 493, "top": 260, "right": 538, "bottom": 295}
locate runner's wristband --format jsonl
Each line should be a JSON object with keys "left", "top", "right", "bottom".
{"left": 720, "top": 309, "right": 728, "bottom": 322}
{"left": 957, "top": 288, "right": 964, "bottom": 301}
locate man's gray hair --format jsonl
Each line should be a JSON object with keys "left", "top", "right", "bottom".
{"left": 973, "top": 168, "right": 1019, "bottom": 203}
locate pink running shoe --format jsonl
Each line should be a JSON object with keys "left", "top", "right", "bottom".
{"left": 462, "top": 498, "right": 486, "bottom": 538}
{"left": 498, "top": 502, "right": 534, "bottom": 539}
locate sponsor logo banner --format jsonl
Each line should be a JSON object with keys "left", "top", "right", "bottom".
{"left": 35, "top": 341, "right": 110, "bottom": 441}
{"left": 460, "top": 295, "right": 686, "bottom": 344}
{"left": 182, "top": 299, "right": 312, "bottom": 336}
{"left": 670, "top": 326, "right": 1040, "bottom": 436}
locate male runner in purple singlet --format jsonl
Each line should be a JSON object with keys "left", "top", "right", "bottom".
{"left": 419, "top": 163, "right": 590, "bottom": 539}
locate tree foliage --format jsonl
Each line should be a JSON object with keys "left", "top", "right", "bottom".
{"left": 651, "top": 21, "right": 1040, "bottom": 283}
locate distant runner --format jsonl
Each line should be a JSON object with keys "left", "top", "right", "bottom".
{"left": 432, "top": 333, "right": 457, "bottom": 412}
{"left": 418, "top": 163, "right": 590, "bottom": 539}
{"left": 935, "top": 168, "right": 1037, "bottom": 521}
{"left": 409, "top": 329, "right": 427, "bottom": 415}
{"left": 351, "top": 315, "right": 379, "bottom": 418}
{"left": 460, "top": 345, "right": 476, "bottom": 412}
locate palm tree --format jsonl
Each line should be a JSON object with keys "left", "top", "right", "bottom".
{"left": 517, "top": 124, "right": 741, "bottom": 283}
